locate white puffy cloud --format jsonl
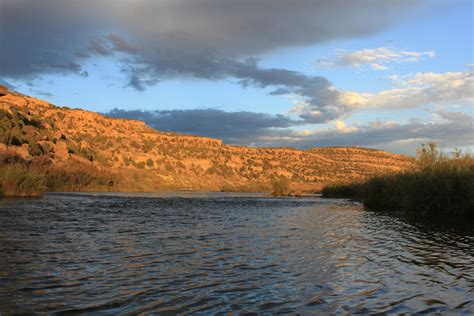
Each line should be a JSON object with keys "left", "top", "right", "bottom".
{"left": 333, "top": 120, "right": 358, "bottom": 133}
{"left": 318, "top": 47, "right": 435, "bottom": 70}
{"left": 370, "top": 63, "right": 389, "bottom": 71}
{"left": 337, "top": 70, "right": 474, "bottom": 109}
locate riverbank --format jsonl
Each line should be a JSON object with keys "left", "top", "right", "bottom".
{"left": 0, "top": 149, "right": 314, "bottom": 198}
{"left": 322, "top": 143, "right": 474, "bottom": 219}
{"left": 0, "top": 163, "right": 45, "bottom": 197}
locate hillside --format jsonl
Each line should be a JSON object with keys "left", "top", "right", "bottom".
{"left": 0, "top": 89, "right": 414, "bottom": 193}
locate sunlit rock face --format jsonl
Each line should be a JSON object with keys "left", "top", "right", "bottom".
{"left": 0, "top": 91, "right": 413, "bottom": 192}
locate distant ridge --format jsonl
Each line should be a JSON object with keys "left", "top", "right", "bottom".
{"left": 0, "top": 91, "right": 414, "bottom": 193}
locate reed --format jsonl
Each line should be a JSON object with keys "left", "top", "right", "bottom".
{"left": 322, "top": 143, "right": 474, "bottom": 218}
{"left": 271, "top": 175, "right": 292, "bottom": 196}
{"left": 0, "top": 163, "right": 45, "bottom": 197}
{"left": 0, "top": 150, "right": 114, "bottom": 197}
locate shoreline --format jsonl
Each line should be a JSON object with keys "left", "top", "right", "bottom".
{"left": 1, "top": 190, "right": 322, "bottom": 199}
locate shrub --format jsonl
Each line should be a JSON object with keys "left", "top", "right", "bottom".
{"left": 165, "top": 163, "right": 175, "bottom": 173}
{"left": 142, "top": 140, "right": 155, "bottom": 153}
{"left": 321, "top": 182, "right": 364, "bottom": 199}
{"left": 271, "top": 175, "right": 291, "bottom": 196}
{"left": 44, "top": 161, "right": 113, "bottom": 191}
{"left": 0, "top": 163, "right": 45, "bottom": 197}
{"left": 321, "top": 143, "right": 474, "bottom": 218}
{"left": 134, "top": 161, "right": 145, "bottom": 169}
{"left": 146, "top": 158, "right": 154, "bottom": 167}
{"left": 130, "top": 141, "right": 140, "bottom": 149}
{"left": 122, "top": 156, "right": 130, "bottom": 166}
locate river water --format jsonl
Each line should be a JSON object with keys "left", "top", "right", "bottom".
{"left": 0, "top": 193, "right": 473, "bottom": 314}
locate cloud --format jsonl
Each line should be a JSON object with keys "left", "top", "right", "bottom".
{"left": 106, "top": 107, "right": 473, "bottom": 154}
{"left": 118, "top": 1, "right": 419, "bottom": 57}
{"left": 104, "top": 66, "right": 473, "bottom": 154}
{"left": 370, "top": 63, "right": 389, "bottom": 71}
{"left": 0, "top": 0, "right": 107, "bottom": 78}
{"left": 333, "top": 120, "right": 357, "bottom": 133}
{"left": 32, "top": 90, "right": 54, "bottom": 98}
{"left": 281, "top": 69, "right": 472, "bottom": 125}
{"left": 0, "top": 0, "right": 425, "bottom": 125}
{"left": 257, "top": 110, "right": 474, "bottom": 154}
{"left": 317, "top": 47, "right": 435, "bottom": 70}
{"left": 105, "top": 108, "right": 302, "bottom": 144}
{"left": 289, "top": 111, "right": 473, "bottom": 149}
{"left": 337, "top": 70, "right": 474, "bottom": 109}
{"left": 1, "top": 0, "right": 419, "bottom": 79}
{"left": 123, "top": 55, "right": 346, "bottom": 122}
{"left": 0, "top": 0, "right": 425, "bottom": 124}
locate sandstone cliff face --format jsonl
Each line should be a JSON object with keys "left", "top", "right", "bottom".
{"left": 0, "top": 92, "right": 414, "bottom": 192}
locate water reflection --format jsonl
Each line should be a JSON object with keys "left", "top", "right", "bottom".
{"left": 0, "top": 194, "right": 472, "bottom": 314}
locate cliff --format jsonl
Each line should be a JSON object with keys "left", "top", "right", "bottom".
{"left": 0, "top": 90, "right": 414, "bottom": 193}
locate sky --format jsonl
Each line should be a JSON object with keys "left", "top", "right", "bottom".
{"left": 1, "top": 0, "right": 473, "bottom": 155}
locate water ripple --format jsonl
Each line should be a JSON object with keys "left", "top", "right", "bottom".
{"left": 0, "top": 193, "right": 473, "bottom": 314}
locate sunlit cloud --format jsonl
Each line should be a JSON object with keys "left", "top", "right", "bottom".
{"left": 336, "top": 70, "right": 474, "bottom": 110}
{"left": 317, "top": 47, "right": 436, "bottom": 70}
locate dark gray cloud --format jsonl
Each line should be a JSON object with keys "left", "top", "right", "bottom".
{"left": 259, "top": 111, "right": 474, "bottom": 154}
{"left": 85, "top": 34, "right": 139, "bottom": 58}
{"left": 105, "top": 34, "right": 138, "bottom": 54}
{"left": 0, "top": 0, "right": 107, "bottom": 78}
{"left": 106, "top": 108, "right": 473, "bottom": 154}
{"left": 126, "top": 73, "right": 160, "bottom": 92}
{"left": 2, "top": 0, "right": 419, "bottom": 78}
{"left": 88, "top": 38, "right": 113, "bottom": 56}
{"left": 118, "top": 0, "right": 419, "bottom": 57}
{"left": 106, "top": 108, "right": 302, "bottom": 144}
{"left": 123, "top": 55, "right": 343, "bottom": 122}
{"left": 32, "top": 90, "right": 54, "bottom": 98}
{"left": 1, "top": 0, "right": 421, "bottom": 122}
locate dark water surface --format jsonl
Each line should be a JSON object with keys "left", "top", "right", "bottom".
{"left": 0, "top": 193, "right": 473, "bottom": 314}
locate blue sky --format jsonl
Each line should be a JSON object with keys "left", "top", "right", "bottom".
{"left": 1, "top": 0, "right": 473, "bottom": 154}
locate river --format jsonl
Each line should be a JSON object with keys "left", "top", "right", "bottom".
{"left": 0, "top": 193, "right": 472, "bottom": 314}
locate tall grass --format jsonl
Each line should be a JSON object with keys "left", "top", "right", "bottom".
{"left": 0, "top": 159, "right": 45, "bottom": 197}
{"left": 0, "top": 150, "right": 114, "bottom": 197}
{"left": 43, "top": 161, "right": 113, "bottom": 191}
{"left": 271, "top": 176, "right": 292, "bottom": 196}
{"left": 322, "top": 143, "right": 474, "bottom": 218}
